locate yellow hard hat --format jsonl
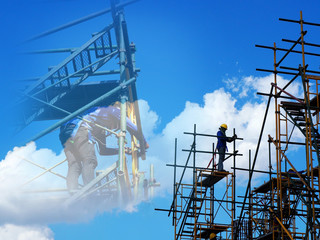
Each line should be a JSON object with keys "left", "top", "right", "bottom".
{"left": 220, "top": 123, "right": 228, "bottom": 130}
{"left": 209, "top": 233, "right": 216, "bottom": 239}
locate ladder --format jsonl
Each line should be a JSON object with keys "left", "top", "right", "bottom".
{"left": 18, "top": 25, "right": 118, "bottom": 130}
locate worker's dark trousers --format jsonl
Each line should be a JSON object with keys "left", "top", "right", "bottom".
{"left": 217, "top": 147, "right": 226, "bottom": 171}
{"left": 64, "top": 126, "right": 97, "bottom": 191}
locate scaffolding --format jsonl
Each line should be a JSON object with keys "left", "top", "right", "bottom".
{"left": 236, "top": 12, "right": 320, "bottom": 240}
{"left": 156, "top": 125, "right": 242, "bottom": 240}
{"left": 158, "top": 12, "right": 320, "bottom": 240}
{"left": 16, "top": 0, "right": 157, "bottom": 205}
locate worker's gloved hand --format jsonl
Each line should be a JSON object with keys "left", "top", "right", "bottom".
{"left": 125, "top": 147, "right": 132, "bottom": 154}
{"left": 233, "top": 134, "right": 237, "bottom": 139}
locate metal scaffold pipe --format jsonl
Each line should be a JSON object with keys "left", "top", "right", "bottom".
{"left": 25, "top": 0, "right": 138, "bottom": 42}
{"left": 235, "top": 85, "right": 274, "bottom": 238}
{"left": 24, "top": 77, "right": 136, "bottom": 145}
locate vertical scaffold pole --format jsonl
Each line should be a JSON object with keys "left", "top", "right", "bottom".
{"left": 233, "top": 128, "right": 236, "bottom": 221}
{"left": 173, "top": 138, "right": 177, "bottom": 228}
{"left": 118, "top": 10, "right": 126, "bottom": 174}
{"left": 235, "top": 85, "right": 274, "bottom": 239}
{"left": 268, "top": 140, "right": 274, "bottom": 208}
{"left": 211, "top": 142, "right": 215, "bottom": 224}
{"left": 249, "top": 149, "right": 252, "bottom": 240}
{"left": 128, "top": 44, "right": 139, "bottom": 198}
{"left": 113, "top": 3, "right": 130, "bottom": 201}
{"left": 299, "top": 12, "right": 317, "bottom": 239}
{"left": 193, "top": 124, "right": 196, "bottom": 213}
{"left": 273, "top": 41, "right": 284, "bottom": 239}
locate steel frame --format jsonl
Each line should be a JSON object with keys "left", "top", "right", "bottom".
{"left": 17, "top": 0, "right": 155, "bottom": 206}
{"left": 158, "top": 11, "right": 320, "bottom": 240}
{"left": 156, "top": 124, "right": 242, "bottom": 240}
{"left": 235, "top": 12, "right": 320, "bottom": 240}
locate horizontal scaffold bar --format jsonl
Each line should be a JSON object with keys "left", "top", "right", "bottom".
{"left": 256, "top": 68, "right": 297, "bottom": 75}
{"left": 180, "top": 196, "right": 245, "bottom": 205}
{"left": 267, "top": 139, "right": 306, "bottom": 146}
{"left": 183, "top": 131, "right": 244, "bottom": 140}
{"left": 26, "top": 0, "right": 138, "bottom": 42}
{"left": 280, "top": 66, "right": 320, "bottom": 75}
{"left": 156, "top": 207, "right": 236, "bottom": 216}
{"left": 166, "top": 164, "right": 211, "bottom": 170}
{"left": 20, "top": 69, "right": 141, "bottom": 82}
{"left": 279, "top": 17, "right": 320, "bottom": 27}
{"left": 181, "top": 149, "right": 242, "bottom": 156}
{"left": 256, "top": 44, "right": 320, "bottom": 57}
{"left": 231, "top": 167, "right": 277, "bottom": 175}
{"left": 257, "top": 92, "right": 303, "bottom": 101}
{"left": 26, "top": 45, "right": 119, "bottom": 54}
{"left": 282, "top": 38, "right": 320, "bottom": 48}
{"left": 24, "top": 77, "right": 136, "bottom": 144}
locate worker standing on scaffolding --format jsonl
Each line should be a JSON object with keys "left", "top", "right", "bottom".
{"left": 216, "top": 124, "right": 236, "bottom": 172}
{"left": 59, "top": 105, "right": 148, "bottom": 192}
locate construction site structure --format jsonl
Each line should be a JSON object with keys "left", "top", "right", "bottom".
{"left": 158, "top": 12, "right": 320, "bottom": 240}
{"left": 16, "top": 0, "right": 158, "bottom": 205}
{"left": 156, "top": 125, "right": 243, "bottom": 240}
{"left": 235, "top": 12, "right": 320, "bottom": 240}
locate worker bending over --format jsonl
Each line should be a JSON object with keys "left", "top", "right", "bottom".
{"left": 216, "top": 124, "right": 236, "bottom": 172}
{"left": 59, "top": 105, "right": 148, "bottom": 191}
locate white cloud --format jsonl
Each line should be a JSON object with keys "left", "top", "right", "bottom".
{"left": 0, "top": 224, "right": 54, "bottom": 240}
{"left": 144, "top": 74, "right": 305, "bottom": 193}
{"left": 138, "top": 99, "right": 160, "bottom": 139}
{"left": 0, "top": 73, "right": 306, "bottom": 229}
{"left": 145, "top": 87, "right": 271, "bottom": 190}
{"left": 223, "top": 77, "right": 240, "bottom": 93}
{"left": 0, "top": 100, "right": 161, "bottom": 227}
{"left": 0, "top": 142, "right": 130, "bottom": 226}
{"left": 224, "top": 74, "right": 303, "bottom": 99}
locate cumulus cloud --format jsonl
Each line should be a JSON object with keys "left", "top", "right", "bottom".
{"left": 0, "top": 100, "right": 160, "bottom": 227}
{"left": 146, "top": 88, "right": 271, "bottom": 190}
{"left": 0, "top": 142, "right": 139, "bottom": 226}
{"left": 138, "top": 99, "right": 160, "bottom": 139}
{"left": 224, "top": 74, "right": 303, "bottom": 99}
{"left": 146, "top": 74, "right": 305, "bottom": 193}
{"left": 0, "top": 73, "right": 306, "bottom": 232}
{"left": 0, "top": 224, "right": 54, "bottom": 240}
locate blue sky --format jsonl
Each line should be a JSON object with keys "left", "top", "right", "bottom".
{"left": 0, "top": 0, "right": 320, "bottom": 239}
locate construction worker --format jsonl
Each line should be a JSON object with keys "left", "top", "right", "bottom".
{"left": 59, "top": 105, "right": 148, "bottom": 191}
{"left": 216, "top": 124, "right": 236, "bottom": 172}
